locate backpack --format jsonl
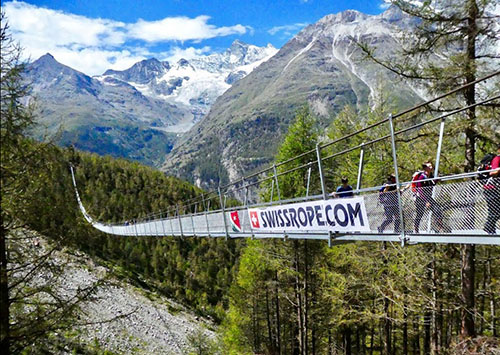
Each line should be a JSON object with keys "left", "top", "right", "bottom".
{"left": 379, "top": 185, "right": 388, "bottom": 204}
{"left": 411, "top": 171, "right": 424, "bottom": 195}
{"left": 477, "top": 153, "right": 496, "bottom": 181}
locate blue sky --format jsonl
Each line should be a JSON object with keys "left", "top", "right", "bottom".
{"left": 2, "top": 0, "right": 388, "bottom": 75}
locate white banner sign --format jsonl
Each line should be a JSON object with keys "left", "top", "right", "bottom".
{"left": 248, "top": 197, "right": 370, "bottom": 233}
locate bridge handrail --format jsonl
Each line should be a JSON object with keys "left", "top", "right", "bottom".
{"left": 121, "top": 169, "right": 499, "bottom": 223}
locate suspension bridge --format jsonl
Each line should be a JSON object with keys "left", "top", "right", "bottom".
{"left": 71, "top": 71, "right": 500, "bottom": 246}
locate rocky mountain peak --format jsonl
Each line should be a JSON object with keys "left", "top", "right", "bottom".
{"left": 177, "top": 58, "right": 190, "bottom": 67}
{"left": 379, "top": 5, "right": 420, "bottom": 28}
{"left": 228, "top": 39, "right": 249, "bottom": 57}
{"left": 28, "top": 52, "right": 91, "bottom": 80}
{"left": 38, "top": 52, "right": 56, "bottom": 62}
{"left": 230, "top": 39, "right": 248, "bottom": 49}
{"left": 136, "top": 57, "right": 170, "bottom": 70}
{"left": 319, "top": 9, "right": 367, "bottom": 26}
{"left": 102, "top": 57, "right": 170, "bottom": 84}
{"left": 32, "top": 53, "right": 70, "bottom": 71}
{"left": 380, "top": 4, "right": 405, "bottom": 22}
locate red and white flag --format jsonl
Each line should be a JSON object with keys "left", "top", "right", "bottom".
{"left": 249, "top": 211, "right": 260, "bottom": 229}
{"left": 230, "top": 211, "right": 242, "bottom": 232}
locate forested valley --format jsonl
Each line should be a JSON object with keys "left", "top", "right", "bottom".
{"left": 3, "top": 103, "right": 499, "bottom": 354}
{"left": 2, "top": 1, "right": 500, "bottom": 354}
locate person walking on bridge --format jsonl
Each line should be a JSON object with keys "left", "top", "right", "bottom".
{"left": 333, "top": 177, "right": 354, "bottom": 198}
{"left": 378, "top": 174, "right": 401, "bottom": 233}
{"left": 413, "top": 162, "right": 448, "bottom": 234}
{"left": 483, "top": 144, "right": 500, "bottom": 234}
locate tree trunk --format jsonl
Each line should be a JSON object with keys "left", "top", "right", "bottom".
{"left": 294, "top": 241, "right": 304, "bottom": 354}
{"left": 0, "top": 225, "right": 10, "bottom": 355}
{"left": 343, "top": 327, "right": 352, "bottom": 355}
{"left": 359, "top": 327, "right": 366, "bottom": 355}
{"left": 328, "top": 329, "right": 332, "bottom": 355}
{"left": 486, "top": 250, "right": 497, "bottom": 336}
{"left": 413, "top": 316, "right": 420, "bottom": 355}
{"left": 253, "top": 296, "right": 259, "bottom": 352}
{"left": 431, "top": 245, "right": 440, "bottom": 354}
{"left": 266, "top": 287, "right": 275, "bottom": 353}
{"left": 311, "top": 274, "right": 317, "bottom": 355}
{"left": 403, "top": 310, "right": 408, "bottom": 355}
{"left": 382, "top": 242, "right": 391, "bottom": 355}
{"left": 424, "top": 311, "right": 431, "bottom": 355}
{"left": 391, "top": 319, "right": 396, "bottom": 355}
{"left": 303, "top": 240, "right": 309, "bottom": 355}
{"left": 275, "top": 271, "right": 281, "bottom": 354}
{"left": 479, "top": 250, "right": 487, "bottom": 335}
{"left": 370, "top": 323, "right": 374, "bottom": 355}
{"left": 461, "top": 244, "right": 476, "bottom": 338}
{"left": 252, "top": 297, "right": 260, "bottom": 352}
{"left": 460, "top": 0, "right": 478, "bottom": 340}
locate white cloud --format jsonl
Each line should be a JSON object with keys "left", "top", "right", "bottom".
{"left": 5, "top": 1, "right": 126, "bottom": 48}
{"left": 2, "top": 1, "right": 249, "bottom": 75}
{"left": 48, "top": 48, "right": 149, "bottom": 76}
{"left": 268, "top": 23, "right": 308, "bottom": 36}
{"left": 128, "top": 16, "right": 248, "bottom": 42}
{"left": 163, "top": 46, "right": 213, "bottom": 63}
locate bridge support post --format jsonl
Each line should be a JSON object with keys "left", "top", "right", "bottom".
{"left": 154, "top": 213, "right": 160, "bottom": 237}
{"left": 388, "top": 114, "right": 407, "bottom": 246}
{"left": 427, "top": 118, "right": 446, "bottom": 232}
{"left": 273, "top": 164, "right": 281, "bottom": 202}
{"left": 146, "top": 216, "right": 151, "bottom": 236}
{"left": 203, "top": 195, "right": 211, "bottom": 237}
{"left": 149, "top": 215, "right": 153, "bottom": 236}
{"left": 168, "top": 209, "right": 174, "bottom": 236}
{"left": 219, "top": 186, "right": 229, "bottom": 240}
{"left": 134, "top": 219, "right": 138, "bottom": 237}
{"left": 316, "top": 144, "right": 328, "bottom": 200}
{"left": 160, "top": 212, "right": 166, "bottom": 236}
{"left": 356, "top": 143, "right": 365, "bottom": 191}
{"left": 306, "top": 163, "right": 312, "bottom": 197}
{"left": 177, "top": 205, "right": 184, "bottom": 238}
{"left": 243, "top": 180, "right": 254, "bottom": 239}
{"left": 192, "top": 204, "right": 197, "bottom": 237}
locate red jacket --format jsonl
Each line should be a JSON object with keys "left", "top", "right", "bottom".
{"left": 484, "top": 155, "right": 500, "bottom": 190}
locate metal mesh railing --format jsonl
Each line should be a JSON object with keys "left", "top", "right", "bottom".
{"left": 74, "top": 171, "right": 500, "bottom": 245}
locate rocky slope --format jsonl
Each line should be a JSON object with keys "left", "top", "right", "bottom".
{"left": 161, "top": 6, "right": 424, "bottom": 188}
{"left": 30, "top": 237, "right": 216, "bottom": 354}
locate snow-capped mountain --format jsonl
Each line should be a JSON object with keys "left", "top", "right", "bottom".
{"left": 24, "top": 42, "right": 276, "bottom": 165}
{"left": 161, "top": 6, "right": 429, "bottom": 188}
{"left": 96, "top": 41, "right": 277, "bottom": 131}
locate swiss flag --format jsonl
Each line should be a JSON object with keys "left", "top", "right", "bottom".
{"left": 250, "top": 211, "right": 260, "bottom": 229}
{"left": 230, "top": 211, "right": 242, "bottom": 232}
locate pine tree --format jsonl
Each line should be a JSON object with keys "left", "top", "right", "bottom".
{"left": 0, "top": 13, "right": 105, "bottom": 353}
{"left": 1, "top": 12, "right": 38, "bottom": 352}
{"left": 358, "top": 0, "right": 499, "bottom": 339}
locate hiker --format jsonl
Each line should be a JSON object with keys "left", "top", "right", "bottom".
{"left": 483, "top": 144, "right": 500, "bottom": 234}
{"left": 334, "top": 177, "right": 354, "bottom": 198}
{"left": 378, "top": 174, "right": 401, "bottom": 233}
{"left": 413, "top": 162, "right": 448, "bottom": 233}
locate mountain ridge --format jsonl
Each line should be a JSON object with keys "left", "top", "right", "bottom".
{"left": 24, "top": 41, "right": 276, "bottom": 165}
{"left": 160, "top": 6, "right": 424, "bottom": 188}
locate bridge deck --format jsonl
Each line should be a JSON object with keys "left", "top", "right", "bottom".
{"left": 72, "top": 167, "right": 499, "bottom": 245}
